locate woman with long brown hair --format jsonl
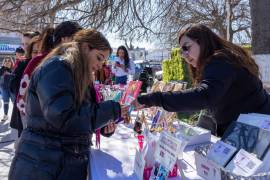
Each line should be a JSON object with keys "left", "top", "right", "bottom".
{"left": 9, "top": 29, "right": 129, "bottom": 180}
{"left": 133, "top": 24, "right": 270, "bottom": 137}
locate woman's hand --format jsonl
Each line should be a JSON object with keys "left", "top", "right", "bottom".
{"left": 121, "top": 105, "right": 130, "bottom": 120}
{"left": 131, "top": 99, "right": 145, "bottom": 110}
{"left": 103, "top": 121, "right": 117, "bottom": 134}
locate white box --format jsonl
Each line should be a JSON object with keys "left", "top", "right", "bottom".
{"left": 194, "top": 151, "right": 222, "bottom": 180}
{"left": 174, "top": 121, "right": 211, "bottom": 146}
{"left": 237, "top": 113, "right": 270, "bottom": 131}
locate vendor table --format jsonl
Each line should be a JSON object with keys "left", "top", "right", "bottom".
{"left": 89, "top": 123, "right": 218, "bottom": 180}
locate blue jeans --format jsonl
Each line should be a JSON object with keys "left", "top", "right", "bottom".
{"left": 1, "top": 88, "right": 11, "bottom": 115}
{"left": 115, "top": 75, "right": 127, "bottom": 85}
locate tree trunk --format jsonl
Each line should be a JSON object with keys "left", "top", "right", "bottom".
{"left": 250, "top": 0, "right": 270, "bottom": 88}
{"left": 250, "top": 0, "right": 270, "bottom": 54}
{"left": 226, "top": 0, "right": 233, "bottom": 42}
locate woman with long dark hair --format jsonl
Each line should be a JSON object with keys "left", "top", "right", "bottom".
{"left": 112, "top": 45, "right": 135, "bottom": 85}
{"left": 133, "top": 24, "right": 270, "bottom": 137}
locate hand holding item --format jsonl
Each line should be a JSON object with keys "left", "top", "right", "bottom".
{"left": 131, "top": 98, "right": 145, "bottom": 111}
{"left": 121, "top": 104, "right": 130, "bottom": 122}
{"left": 115, "top": 61, "right": 122, "bottom": 68}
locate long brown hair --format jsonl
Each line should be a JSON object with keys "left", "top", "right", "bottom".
{"left": 39, "top": 29, "right": 112, "bottom": 105}
{"left": 2, "top": 56, "right": 14, "bottom": 68}
{"left": 178, "top": 24, "right": 259, "bottom": 85}
{"left": 25, "top": 36, "right": 40, "bottom": 59}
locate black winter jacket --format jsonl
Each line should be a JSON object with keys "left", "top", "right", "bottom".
{"left": 25, "top": 56, "right": 121, "bottom": 141}
{"left": 0, "top": 66, "right": 12, "bottom": 89}
{"left": 138, "top": 57, "right": 270, "bottom": 136}
{"left": 9, "top": 59, "right": 30, "bottom": 134}
{"left": 9, "top": 56, "right": 121, "bottom": 180}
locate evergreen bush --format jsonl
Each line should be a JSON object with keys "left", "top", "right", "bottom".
{"left": 162, "top": 48, "right": 191, "bottom": 86}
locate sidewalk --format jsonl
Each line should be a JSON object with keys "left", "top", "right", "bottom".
{"left": 0, "top": 102, "right": 16, "bottom": 180}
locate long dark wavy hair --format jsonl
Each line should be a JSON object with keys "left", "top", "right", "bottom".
{"left": 116, "top": 45, "right": 130, "bottom": 68}
{"left": 178, "top": 24, "right": 259, "bottom": 85}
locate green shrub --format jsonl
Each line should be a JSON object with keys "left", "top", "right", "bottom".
{"left": 162, "top": 48, "right": 191, "bottom": 86}
{"left": 242, "top": 44, "right": 252, "bottom": 54}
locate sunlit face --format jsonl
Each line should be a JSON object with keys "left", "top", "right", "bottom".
{"left": 4, "top": 59, "right": 12, "bottom": 68}
{"left": 31, "top": 43, "right": 39, "bottom": 58}
{"left": 83, "top": 45, "right": 110, "bottom": 73}
{"left": 22, "top": 36, "right": 31, "bottom": 51}
{"left": 117, "top": 49, "right": 125, "bottom": 60}
{"left": 179, "top": 35, "right": 200, "bottom": 68}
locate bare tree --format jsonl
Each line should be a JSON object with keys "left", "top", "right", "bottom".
{"left": 0, "top": 0, "right": 251, "bottom": 46}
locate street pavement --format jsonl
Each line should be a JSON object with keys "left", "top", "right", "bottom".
{"left": 0, "top": 101, "right": 17, "bottom": 180}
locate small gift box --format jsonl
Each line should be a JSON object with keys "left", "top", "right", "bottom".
{"left": 143, "top": 163, "right": 178, "bottom": 180}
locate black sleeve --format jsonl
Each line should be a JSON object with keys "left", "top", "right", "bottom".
{"left": 35, "top": 60, "right": 121, "bottom": 133}
{"left": 0, "top": 66, "right": 5, "bottom": 76}
{"left": 137, "top": 59, "right": 236, "bottom": 112}
{"left": 9, "top": 61, "right": 28, "bottom": 95}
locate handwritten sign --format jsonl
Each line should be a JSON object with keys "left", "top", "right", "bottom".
{"left": 155, "top": 132, "right": 182, "bottom": 171}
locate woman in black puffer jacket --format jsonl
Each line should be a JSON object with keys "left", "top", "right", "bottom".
{"left": 8, "top": 29, "right": 129, "bottom": 180}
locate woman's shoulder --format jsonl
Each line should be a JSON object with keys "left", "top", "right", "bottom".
{"left": 31, "top": 56, "right": 73, "bottom": 87}
{"left": 206, "top": 52, "right": 234, "bottom": 69}
{"left": 210, "top": 50, "right": 231, "bottom": 61}
{"left": 34, "top": 56, "right": 71, "bottom": 78}
{"left": 203, "top": 53, "right": 236, "bottom": 77}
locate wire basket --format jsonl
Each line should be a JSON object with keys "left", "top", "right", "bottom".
{"left": 194, "top": 144, "right": 270, "bottom": 180}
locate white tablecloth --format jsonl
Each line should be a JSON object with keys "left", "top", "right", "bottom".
{"left": 90, "top": 124, "right": 138, "bottom": 179}
{"left": 90, "top": 124, "right": 183, "bottom": 180}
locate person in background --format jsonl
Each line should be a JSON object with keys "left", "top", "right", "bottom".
{"left": 133, "top": 24, "right": 270, "bottom": 137}
{"left": 0, "top": 57, "right": 14, "bottom": 121}
{"left": 9, "top": 29, "right": 129, "bottom": 180}
{"left": 13, "top": 32, "right": 39, "bottom": 70}
{"left": 112, "top": 45, "right": 135, "bottom": 85}
{"left": 9, "top": 34, "right": 42, "bottom": 137}
{"left": 10, "top": 35, "right": 41, "bottom": 130}
{"left": 95, "top": 61, "right": 112, "bottom": 85}
{"left": 15, "top": 22, "right": 81, "bottom": 134}
{"left": 21, "top": 31, "right": 40, "bottom": 51}
{"left": 13, "top": 47, "right": 25, "bottom": 70}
